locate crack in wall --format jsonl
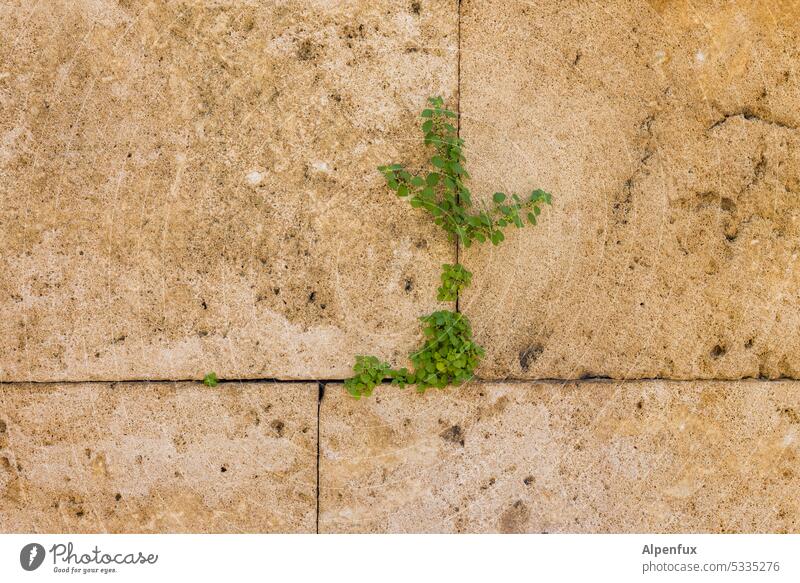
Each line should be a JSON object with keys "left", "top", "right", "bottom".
{"left": 455, "top": 0, "right": 462, "bottom": 314}
{"left": 316, "top": 381, "right": 324, "bottom": 533}
{"left": 707, "top": 108, "right": 798, "bottom": 132}
{"left": 7, "top": 374, "right": 800, "bottom": 386}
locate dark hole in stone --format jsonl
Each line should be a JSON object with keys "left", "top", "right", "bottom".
{"left": 710, "top": 344, "right": 727, "bottom": 359}
{"left": 720, "top": 197, "right": 737, "bottom": 213}
{"left": 271, "top": 420, "right": 285, "bottom": 437}
{"left": 440, "top": 424, "right": 464, "bottom": 446}
{"left": 519, "top": 344, "right": 543, "bottom": 371}
{"left": 404, "top": 279, "right": 413, "bottom": 292}
{"left": 0, "top": 420, "right": 6, "bottom": 433}
{"left": 411, "top": 1, "right": 421, "bottom": 14}
{"left": 115, "top": 493, "right": 122, "bottom": 501}
{"left": 297, "top": 39, "right": 318, "bottom": 61}
{"left": 745, "top": 338, "right": 754, "bottom": 349}
{"left": 636, "top": 400, "right": 643, "bottom": 409}
{"left": 220, "top": 466, "right": 227, "bottom": 473}
{"left": 308, "top": 291, "right": 316, "bottom": 303}
{"left": 523, "top": 475, "right": 534, "bottom": 486}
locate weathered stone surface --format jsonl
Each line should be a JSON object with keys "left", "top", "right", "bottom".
{"left": 0, "top": 1, "right": 456, "bottom": 381}
{"left": 320, "top": 381, "right": 800, "bottom": 533}
{"left": 460, "top": 0, "right": 800, "bottom": 379}
{"left": 0, "top": 382, "right": 317, "bottom": 533}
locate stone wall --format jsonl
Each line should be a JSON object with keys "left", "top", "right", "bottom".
{"left": 1, "top": 0, "right": 798, "bottom": 533}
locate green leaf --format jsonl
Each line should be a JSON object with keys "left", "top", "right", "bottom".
{"left": 203, "top": 372, "right": 218, "bottom": 387}
{"left": 365, "top": 96, "right": 553, "bottom": 396}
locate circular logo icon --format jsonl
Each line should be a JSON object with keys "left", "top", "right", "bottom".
{"left": 20, "top": 543, "right": 46, "bottom": 571}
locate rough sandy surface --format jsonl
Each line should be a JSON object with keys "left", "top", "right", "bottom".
{"left": 320, "top": 381, "right": 800, "bottom": 533}
{"left": 0, "top": 0, "right": 456, "bottom": 381}
{"left": 460, "top": 0, "right": 800, "bottom": 379}
{"left": 0, "top": 382, "right": 317, "bottom": 532}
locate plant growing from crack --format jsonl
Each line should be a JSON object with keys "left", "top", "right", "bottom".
{"left": 344, "top": 97, "right": 552, "bottom": 398}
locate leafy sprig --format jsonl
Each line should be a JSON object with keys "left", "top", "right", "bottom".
{"left": 378, "top": 96, "right": 551, "bottom": 248}
{"left": 344, "top": 310, "right": 484, "bottom": 399}
{"left": 345, "top": 96, "right": 552, "bottom": 398}
{"left": 437, "top": 263, "right": 472, "bottom": 302}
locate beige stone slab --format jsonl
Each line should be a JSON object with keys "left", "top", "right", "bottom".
{"left": 460, "top": 0, "right": 800, "bottom": 379}
{"left": 0, "top": 1, "right": 456, "bottom": 381}
{"left": 0, "top": 382, "right": 317, "bottom": 533}
{"left": 319, "top": 381, "right": 800, "bottom": 533}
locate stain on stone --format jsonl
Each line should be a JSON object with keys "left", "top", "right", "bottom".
{"left": 411, "top": 1, "right": 421, "bottom": 15}
{"left": 519, "top": 345, "right": 543, "bottom": 371}
{"left": 778, "top": 407, "right": 800, "bottom": 424}
{"left": 271, "top": 419, "right": 285, "bottom": 437}
{"left": 720, "top": 197, "right": 737, "bottom": 213}
{"left": 0, "top": 419, "right": 6, "bottom": 434}
{"left": 440, "top": 424, "right": 464, "bottom": 446}
{"left": 296, "top": 39, "right": 320, "bottom": 61}
{"left": 499, "top": 500, "right": 530, "bottom": 534}
{"left": 343, "top": 23, "right": 365, "bottom": 40}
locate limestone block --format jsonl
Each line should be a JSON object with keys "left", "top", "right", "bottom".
{"left": 0, "top": 1, "right": 457, "bottom": 381}
{"left": 319, "top": 381, "right": 800, "bottom": 532}
{"left": 0, "top": 382, "right": 317, "bottom": 533}
{"left": 460, "top": 0, "right": 800, "bottom": 379}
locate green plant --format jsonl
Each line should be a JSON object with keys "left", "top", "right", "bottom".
{"left": 345, "top": 97, "right": 552, "bottom": 398}
{"left": 437, "top": 263, "right": 472, "bottom": 302}
{"left": 378, "top": 96, "right": 551, "bottom": 248}
{"left": 345, "top": 311, "right": 483, "bottom": 400}
{"left": 344, "top": 356, "right": 394, "bottom": 398}
{"left": 203, "top": 371, "right": 218, "bottom": 387}
{"left": 410, "top": 310, "right": 484, "bottom": 390}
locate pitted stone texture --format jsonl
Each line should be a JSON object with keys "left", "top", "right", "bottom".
{"left": 320, "top": 381, "right": 800, "bottom": 533}
{"left": 0, "top": 1, "right": 456, "bottom": 381}
{"left": 0, "top": 382, "right": 316, "bottom": 533}
{"left": 460, "top": 0, "right": 800, "bottom": 379}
